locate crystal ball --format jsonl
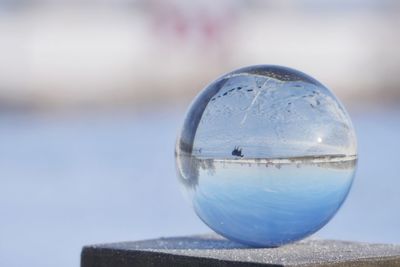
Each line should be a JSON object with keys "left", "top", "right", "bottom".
{"left": 175, "top": 65, "right": 357, "bottom": 247}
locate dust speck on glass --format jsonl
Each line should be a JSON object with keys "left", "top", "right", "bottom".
{"left": 175, "top": 65, "right": 357, "bottom": 247}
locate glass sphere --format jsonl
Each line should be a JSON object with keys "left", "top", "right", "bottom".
{"left": 175, "top": 65, "right": 357, "bottom": 247}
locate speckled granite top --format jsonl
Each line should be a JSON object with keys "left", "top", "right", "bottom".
{"left": 81, "top": 234, "right": 400, "bottom": 266}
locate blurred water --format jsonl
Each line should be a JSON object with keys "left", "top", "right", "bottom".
{"left": 0, "top": 107, "right": 399, "bottom": 266}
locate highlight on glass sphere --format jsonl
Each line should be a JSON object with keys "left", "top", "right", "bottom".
{"left": 175, "top": 65, "right": 357, "bottom": 247}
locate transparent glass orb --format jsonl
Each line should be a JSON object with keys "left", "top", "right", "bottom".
{"left": 175, "top": 65, "right": 357, "bottom": 247}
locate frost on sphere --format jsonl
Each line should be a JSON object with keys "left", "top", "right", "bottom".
{"left": 175, "top": 65, "right": 357, "bottom": 247}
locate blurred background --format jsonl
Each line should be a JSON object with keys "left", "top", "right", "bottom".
{"left": 0, "top": 0, "right": 399, "bottom": 266}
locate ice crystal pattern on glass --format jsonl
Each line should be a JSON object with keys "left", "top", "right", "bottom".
{"left": 175, "top": 65, "right": 357, "bottom": 247}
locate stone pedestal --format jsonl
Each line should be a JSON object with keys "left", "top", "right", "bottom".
{"left": 81, "top": 234, "right": 400, "bottom": 266}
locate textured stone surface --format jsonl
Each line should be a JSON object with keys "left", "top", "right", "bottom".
{"left": 81, "top": 234, "right": 400, "bottom": 267}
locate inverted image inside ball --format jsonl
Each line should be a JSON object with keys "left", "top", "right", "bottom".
{"left": 175, "top": 65, "right": 357, "bottom": 247}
